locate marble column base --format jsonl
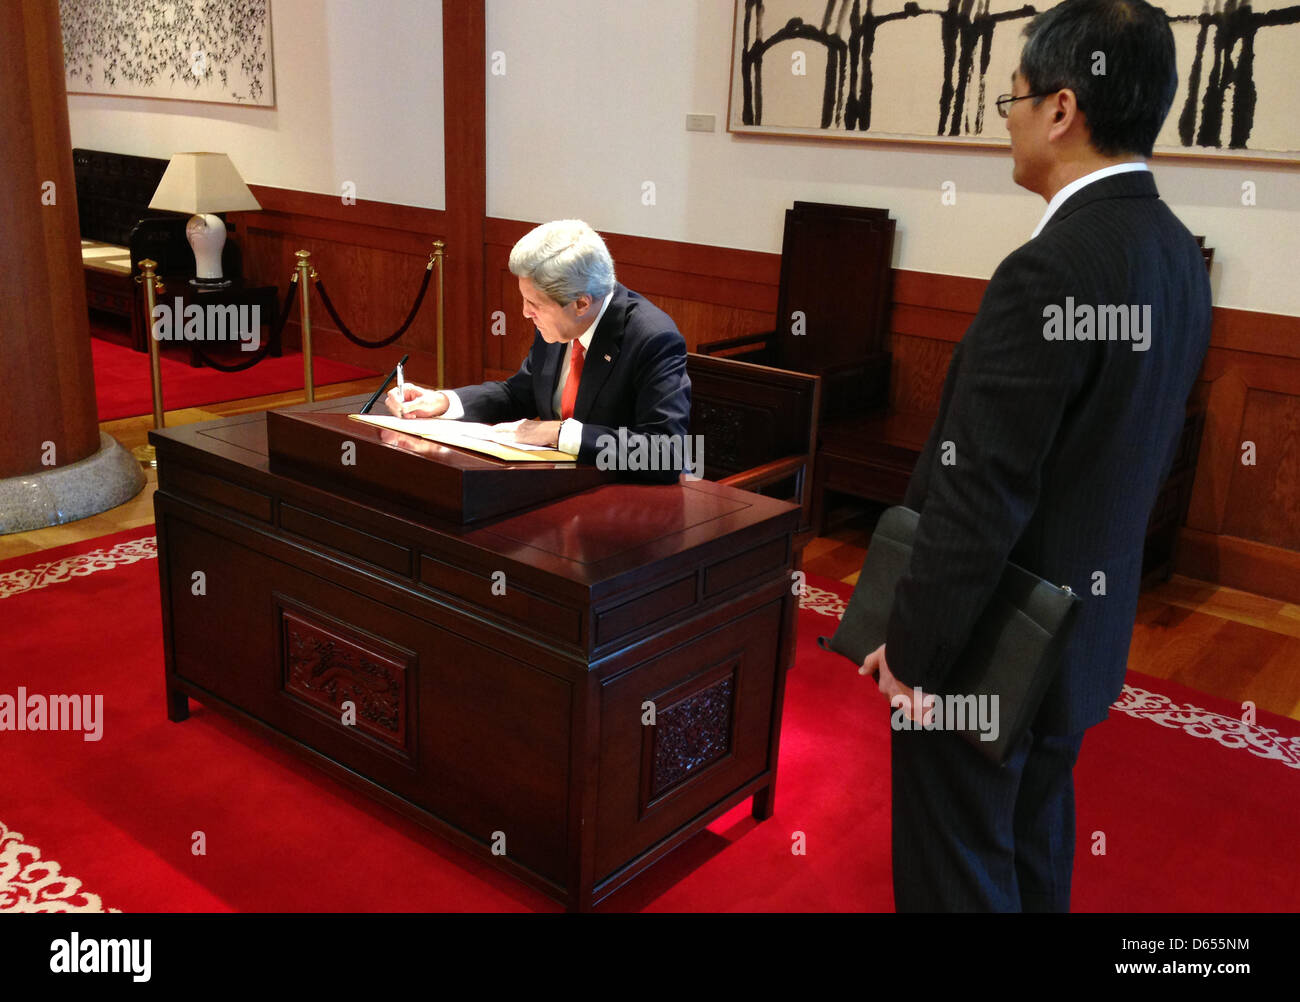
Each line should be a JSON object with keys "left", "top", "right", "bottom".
{"left": 0, "top": 433, "right": 146, "bottom": 535}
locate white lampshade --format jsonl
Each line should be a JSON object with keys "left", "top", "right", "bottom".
{"left": 148, "top": 152, "right": 261, "bottom": 215}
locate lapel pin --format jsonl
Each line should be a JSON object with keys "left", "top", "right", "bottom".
{"left": 603, "top": 353, "right": 611, "bottom": 362}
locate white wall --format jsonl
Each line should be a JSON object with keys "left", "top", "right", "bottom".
{"left": 486, "top": 0, "right": 1300, "bottom": 315}
{"left": 67, "top": 0, "right": 445, "bottom": 211}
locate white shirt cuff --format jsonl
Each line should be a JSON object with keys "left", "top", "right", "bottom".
{"left": 440, "top": 390, "right": 464, "bottom": 420}
{"left": 558, "top": 419, "right": 583, "bottom": 456}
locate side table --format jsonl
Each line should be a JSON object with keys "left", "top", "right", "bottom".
{"left": 138, "top": 279, "right": 282, "bottom": 367}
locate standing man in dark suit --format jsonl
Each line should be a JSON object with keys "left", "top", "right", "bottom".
{"left": 388, "top": 219, "right": 691, "bottom": 483}
{"left": 859, "top": 0, "right": 1212, "bottom": 911}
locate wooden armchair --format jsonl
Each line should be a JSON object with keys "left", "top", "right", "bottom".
{"left": 698, "top": 201, "right": 895, "bottom": 421}
{"left": 687, "top": 353, "right": 821, "bottom": 551}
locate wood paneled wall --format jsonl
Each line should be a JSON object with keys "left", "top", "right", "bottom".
{"left": 229, "top": 187, "right": 448, "bottom": 381}
{"left": 231, "top": 195, "right": 1300, "bottom": 603}
{"left": 1178, "top": 308, "right": 1300, "bottom": 600}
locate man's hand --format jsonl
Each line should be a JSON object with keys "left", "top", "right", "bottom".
{"left": 385, "top": 383, "right": 448, "bottom": 419}
{"left": 860, "top": 643, "right": 934, "bottom": 724}
{"left": 508, "top": 418, "right": 562, "bottom": 448}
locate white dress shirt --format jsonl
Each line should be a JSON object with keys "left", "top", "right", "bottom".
{"left": 1031, "top": 161, "right": 1150, "bottom": 239}
{"left": 439, "top": 291, "right": 613, "bottom": 455}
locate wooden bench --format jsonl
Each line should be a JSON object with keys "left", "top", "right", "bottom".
{"left": 74, "top": 148, "right": 174, "bottom": 341}
{"left": 812, "top": 409, "right": 931, "bottom": 528}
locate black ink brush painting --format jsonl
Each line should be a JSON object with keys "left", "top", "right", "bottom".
{"left": 730, "top": 0, "right": 1300, "bottom": 158}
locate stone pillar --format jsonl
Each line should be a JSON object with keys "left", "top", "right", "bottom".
{"left": 0, "top": 0, "right": 143, "bottom": 533}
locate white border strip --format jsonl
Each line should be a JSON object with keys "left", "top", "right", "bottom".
{"left": 0, "top": 536, "right": 157, "bottom": 601}
{"left": 0, "top": 819, "right": 118, "bottom": 913}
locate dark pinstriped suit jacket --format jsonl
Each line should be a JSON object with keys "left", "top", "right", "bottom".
{"left": 885, "top": 170, "right": 1212, "bottom": 735}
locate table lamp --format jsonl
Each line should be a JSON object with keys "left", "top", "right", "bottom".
{"left": 148, "top": 152, "right": 261, "bottom": 288}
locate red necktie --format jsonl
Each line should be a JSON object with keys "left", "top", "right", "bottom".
{"left": 560, "top": 341, "right": 585, "bottom": 420}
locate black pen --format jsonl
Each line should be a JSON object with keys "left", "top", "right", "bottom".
{"left": 359, "top": 353, "right": 411, "bottom": 415}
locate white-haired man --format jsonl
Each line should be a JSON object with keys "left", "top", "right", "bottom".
{"left": 388, "top": 219, "right": 691, "bottom": 483}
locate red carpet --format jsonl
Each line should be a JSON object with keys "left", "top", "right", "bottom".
{"left": 91, "top": 334, "right": 378, "bottom": 422}
{"left": 1, "top": 532, "right": 1297, "bottom": 912}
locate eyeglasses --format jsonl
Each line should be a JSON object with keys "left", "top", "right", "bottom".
{"left": 995, "top": 92, "right": 1054, "bottom": 118}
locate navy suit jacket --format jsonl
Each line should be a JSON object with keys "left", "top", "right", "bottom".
{"left": 885, "top": 170, "right": 1212, "bottom": 734}
{"left": 452, "top": 283, "right": 691, "bottom": 483}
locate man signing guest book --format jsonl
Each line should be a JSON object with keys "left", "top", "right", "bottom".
{"left": 386, "top": 219, "right": 692, "bottom": 484}
{"left": 857, "top": 0, "right": 1213, "bottom": 911}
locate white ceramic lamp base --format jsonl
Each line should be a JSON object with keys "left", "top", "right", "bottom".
{"left": 186, "top": 212, "right": 231, "bottom": 288}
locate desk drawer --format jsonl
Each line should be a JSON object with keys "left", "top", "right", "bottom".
{"left": 164, "top": 465, "right": 273, "bottom": 522}
{"left": 419, "top": 554, "right": 582, "bottom": 646}
{"left": 281, "top": 503, "right": 411, "bottom": 576}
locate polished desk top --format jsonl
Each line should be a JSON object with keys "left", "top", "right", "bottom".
{"left": 150, "top": 394, "right": 800, "bottom": 600}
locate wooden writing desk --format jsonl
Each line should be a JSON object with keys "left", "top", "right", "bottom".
{"left": 150, "top": 395, "right": 799, "bottom": 910}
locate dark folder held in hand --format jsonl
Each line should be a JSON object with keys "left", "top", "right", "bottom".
{"left": 818, "top": 506, "right": 1081, "bottom": 766}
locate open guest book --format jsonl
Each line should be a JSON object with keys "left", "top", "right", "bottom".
{"left": 349, "top": 413, "right": 575, "bottom": 463}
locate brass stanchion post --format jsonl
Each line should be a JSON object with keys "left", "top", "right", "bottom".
{"left": 432, "top": 240, "right": 446, "bottom": 389}
{"left": 132, "top": 259, "right": 165, "bottom": 467}
{"left": 295, "top": 249, "right": 316, "bottom": 402}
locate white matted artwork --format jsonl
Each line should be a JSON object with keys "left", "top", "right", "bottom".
{"left": 61, "top": 0, "right": 275, "bottom": 107}
{"left": 728, "top": 0, "right": 1300, "bottom": 161}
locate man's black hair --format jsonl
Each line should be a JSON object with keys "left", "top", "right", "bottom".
{"left": 1020, "top": 0, "right": 1177, "bottom": 157}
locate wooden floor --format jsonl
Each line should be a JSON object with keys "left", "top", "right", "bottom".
{"left": 4, "top": 380, "right": 1297, "bottom": 726}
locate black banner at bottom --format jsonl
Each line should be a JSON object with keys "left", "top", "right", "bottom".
{"left": 0, "top": 912, "right": 1277, "bottom": 989}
